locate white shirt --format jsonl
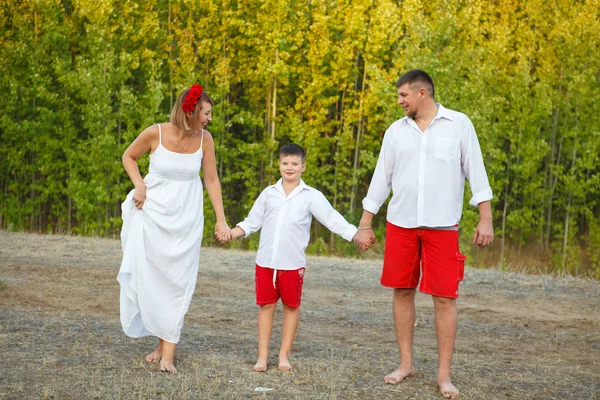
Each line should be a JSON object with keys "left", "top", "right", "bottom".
{"left": 237, "top": 179, "right": 358, "bottom": 270}
{"left": 362, "top": 104, "right": 493, "bottom": 228}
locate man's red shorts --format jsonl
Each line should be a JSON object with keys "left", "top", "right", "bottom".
{"left": 255, "top": 264, "right": 305, "bottom": 308}
{"left": 381, "top": 222, "right": 467, "bottom": 298}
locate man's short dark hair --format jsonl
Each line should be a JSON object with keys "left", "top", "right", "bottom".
{"left": 396, "top": 69, "right": 435, "bottom": 99}
{"left": 279, "top": 143, "right": 306, "bottom": 163}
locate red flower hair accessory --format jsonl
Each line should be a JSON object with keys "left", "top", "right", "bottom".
{"left": 182, "top": 84, "right": 203, "bottom": 113}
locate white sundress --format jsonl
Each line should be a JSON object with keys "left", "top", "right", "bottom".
{"left": 117, "top": 124, "right": 204, "bottom": 344}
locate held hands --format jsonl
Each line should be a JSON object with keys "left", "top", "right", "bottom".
{"left": 216, "top": 226, "right": 245, "bottom": 244}
{"left": 132, "top": 183, "right": 147, "bottom": 210}
{"left": 353, "top": 228, "right": 376, "bottom": 251}
{"left": 215, "top": 221, "right": 232, "bottom": 243}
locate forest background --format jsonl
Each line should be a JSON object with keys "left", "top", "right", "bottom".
{"left": 1, "top": 0, "right": 599, "bottom": 278}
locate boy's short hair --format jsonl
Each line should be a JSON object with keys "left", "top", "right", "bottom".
{"left": 279, "top": 143, "right": 306, "bottom": 163}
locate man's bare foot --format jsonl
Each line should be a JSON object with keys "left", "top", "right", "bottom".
{"left": 159, "top": 356, "right": 177, "bottom": 373}
{"left": 438, "top": 379, "right": 459, "bottom": 399}
{"left": 278, "top": 355, "right": 292, "bottom": 371}
{"left": 384, "top": 365, "right": 415, "bottom": 384}
{"left": 253, "top": 357, "right": 268, "bottom": 372}
{"left": 145, "top": 347, "right": 162, "bottom": 363}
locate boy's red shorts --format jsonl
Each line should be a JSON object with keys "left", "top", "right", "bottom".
{"left": 381, "top": 222, "right": 467, "bottom": 298}
{"left": 255, "top": 264, "right": 305, "bottom": 308}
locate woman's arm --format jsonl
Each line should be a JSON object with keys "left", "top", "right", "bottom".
{"left": 122, "top": 126, "right": 158, "bottom": 209}
{"left": 201, "top": 131, "right": 231, "bottom": 239}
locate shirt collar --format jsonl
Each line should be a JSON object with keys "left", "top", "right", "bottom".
{"left": 274, "top": 178, "right": 308, "bottom": 198}
{"left": 401, "top": 102, "right": 453, "bottom": 125}
{"left": 435, "top": 103, "right": 453, "bottom": 121}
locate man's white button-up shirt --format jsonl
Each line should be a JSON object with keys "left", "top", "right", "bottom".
{"left": 362, "top": 104, "right": 493, "bottom": 228}
{"left": 238, "top": 179, "right": 358, "bottom": 270}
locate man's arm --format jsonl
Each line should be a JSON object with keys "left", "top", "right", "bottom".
{"left": 461, "top": 118, "right": 493, "bottom": 207}
{"left": 356, "top": 128, "right": 396, "bottom": 251}
{"left": 461, "top": 118, "right": 494, "bottom": 248}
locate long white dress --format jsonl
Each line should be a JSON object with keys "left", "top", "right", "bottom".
{"left": 117, "top": 124, "right": 204, "bottom": 344}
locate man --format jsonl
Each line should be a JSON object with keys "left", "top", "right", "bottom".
{"left": 354, "top": 69, "right": 493, "bottom": 399}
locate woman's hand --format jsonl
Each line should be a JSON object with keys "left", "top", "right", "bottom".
{"left": 215, "top": 221, "right": 232, "bottom": 243}
{"left": 132, "top": 183, "right": 147, "bottom": 209}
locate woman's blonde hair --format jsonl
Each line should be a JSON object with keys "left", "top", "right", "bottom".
{"left": 170, "top": 87, "right": 214, "bottom": 130}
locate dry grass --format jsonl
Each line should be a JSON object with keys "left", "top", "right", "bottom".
{"left": 0, "top": 231, "right": 598, "bottom": 399}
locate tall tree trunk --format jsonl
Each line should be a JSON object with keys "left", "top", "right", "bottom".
{"left": 268, "top": 49, "right": 279, "bottom": 185}
{"left": 540, "top": 135, "right": 549, "bottom": 254}
{"left": 500, "top": 184, "right": 509, "bottom": 266}
{"left": 67, "top": 166, "right": 72, "bottom": 233}
{"left": 545, "top": 80, "right": 562, "bottom": 249}
{"left": 1, "top": 178, "right": 5, "bottom": 229}
{"left": 331, "top": 88, "right": 347, "bottom": 249}
{"left": 546, "top": 136, "right": 563, "bottom": 249}
{"left": 30, "top": 161, "right": 35, "bottom": 232}
{"left": 350, "top": 60, "right": 367, "bottom": 213}
{"left": 562, "top": 141, "right": 578, "bottom": 274}
{"left": 168, "top": 1, "right": 173, "bottom": 111}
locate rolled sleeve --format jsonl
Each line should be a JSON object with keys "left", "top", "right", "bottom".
{"left": 461, "top": 119, "right": 493, "bottom": 207}
{"left": 469, "top": 187, "right": 493, "bottom": 207}
{"left": 236, "top": 221, "right": 252, "bottom": 238}
{"left": 341, "top": 224, "right": 359, "bottom": 242}
{"left": 362, "top": 197, "right": 381, "bottom": 215}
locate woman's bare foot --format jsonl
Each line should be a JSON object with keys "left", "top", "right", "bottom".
{"left": 253, "top": 357, "right": 268, "bottom": 372}
{"left": 384, "top": 365, "right": 415, "bottom": 384}
{"left": 145, "top": 347, "right": 162, "bottom": 363}
{"left": 278, "top": 355, "right": 292, "bottom": 371}
{"left": 159, "top": 355, "right": 177, "bottom": 373}
{"left": 438, "top": 379, "right": 459, "bottom": 399}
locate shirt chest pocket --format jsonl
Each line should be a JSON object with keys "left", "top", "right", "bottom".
{"left": 290, "top": 201, "right": 311, "bottom": 222}
{"left": 435, "top": 137, "right": 459, "bottom": 163}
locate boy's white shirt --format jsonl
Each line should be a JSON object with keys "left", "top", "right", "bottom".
{"left": 237, "top": 178, "right": 357, "bottom": 271}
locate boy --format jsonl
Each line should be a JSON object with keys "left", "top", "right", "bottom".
{"left": 224, "top": 144, "right": 362, "bottom": 372}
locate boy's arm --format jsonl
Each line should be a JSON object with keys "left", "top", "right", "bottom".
{"left": 230, "top": 226, "right": 246, "bottom": 239}
{"left": 236, "top": 189, "right": 268, "bottom": 238}
{"left": 309, "top": 191, "right": 358, "bottom": 242}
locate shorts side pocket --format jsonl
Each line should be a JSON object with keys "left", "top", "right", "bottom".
{"left": 456, "top": 252, "right": 467, "bottom": 282}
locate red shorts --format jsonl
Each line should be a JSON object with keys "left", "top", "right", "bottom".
{"left": 381, "top": 222, "right": 466, "bottom": 298}
{"left": 255, "top": 264, "right": 305, "bottom": 308}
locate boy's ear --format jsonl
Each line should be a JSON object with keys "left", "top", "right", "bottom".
{"left": 301, "top": 163, "right": 306, "bottom": 172}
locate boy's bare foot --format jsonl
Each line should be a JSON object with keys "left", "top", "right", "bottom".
{"left": 159, "top": 355, "right": 177, "bottom": 373}
{"left": 438, "top": 379, "right": 459, "bottom": 399}
{"left": 278, "top": 356, "right": 292, "bottom": 371}
{"left": 145, "top": 347, "right": 162, "bottom": 363}
{"left": 384, "top": 365, "right": 415, "bottom": 384}
{"left": 253, "top": 357, "right": 268, "bottom": 372}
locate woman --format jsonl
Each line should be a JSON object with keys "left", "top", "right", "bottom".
{"left": 117, "top": 84, "right": 231, "bottom": 373}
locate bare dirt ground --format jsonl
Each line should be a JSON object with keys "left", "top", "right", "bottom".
{"left": 0, "top": 230, "right": 598, "bottom": 399}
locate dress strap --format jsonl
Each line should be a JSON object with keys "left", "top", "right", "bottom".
{"left": 200, "top": 129, "right": 205, "bottom": 151}
{"left": 157, "top": 124, "right": 162, "bottom": 145}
